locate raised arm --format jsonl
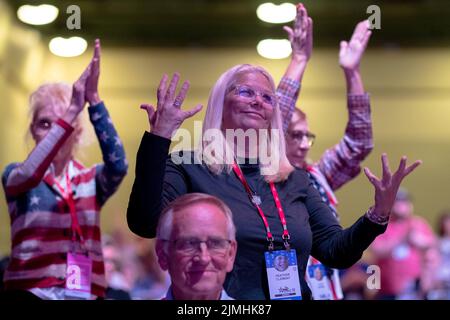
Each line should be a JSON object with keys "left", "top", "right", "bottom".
{"left": 339, "top": 20, "right": 371, "bottom": 95}
{"left": 127, "top": 73, "right": 202, "bottom": 238}
{"left": 316, "top": 20, "right": 374, "bottom": 190}
{"left": 2, "top": 64, "right": 91, "bottom": 197}
{"left": 85, "top": 39, "right": 128, "bottom": 205}
{"left": 278, "top": 3, "right": 312, "bottom": 133}
{"left": 309, "top": 154, "right": 421, "bottom": 268}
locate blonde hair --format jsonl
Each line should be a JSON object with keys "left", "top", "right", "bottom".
{"left": 29, "top": 83, "right": 73, "bottom": 122}
{"left": 197, "top": 64, "right": 294, "bottom": 183}
{"left": 28, "top": 82, "right": 92, "bottom": 151}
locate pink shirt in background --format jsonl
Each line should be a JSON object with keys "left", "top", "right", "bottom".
{"left": 371, "top": 216, "right": 435, "bottom": 296}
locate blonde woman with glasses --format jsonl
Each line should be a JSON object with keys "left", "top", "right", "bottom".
{"left": 128, "top": 64, "right": 420, "bottom": 300}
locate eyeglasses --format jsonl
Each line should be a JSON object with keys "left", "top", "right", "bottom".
{"left": 287, "top": 130, "right": 316, "bottom": 147}
{"left": 163, "top": 237, "right": 232, "bottom": 255}
{"left": 231, "top": 85, "right": 277, "bottom": 107}
{"left": 33, "top": 118, "right": 53, "bottom": 131}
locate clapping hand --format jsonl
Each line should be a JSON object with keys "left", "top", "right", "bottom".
{"left": 85, "top": 39, "right": 102, "bottom": 106}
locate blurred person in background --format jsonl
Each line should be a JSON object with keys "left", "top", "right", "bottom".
{"left": 437, "top": 210, "right": 450, "bottom": 283}
{"left": 102, "top": 235, "right": 132, "bottom": 300}
{"left": 370, "top": 188, "right": 435, "bottom": 299}
{"left": 339, "top": 252, "right": 378, "bottom": 300}
{"left": 129, "top": 237, "right": 170, "bottom": 300}
{"left": 102, "top": 224, "right": 170, "bottom": 300}
{"left": 420, "top": 210, "right": 450, "bottom": 299}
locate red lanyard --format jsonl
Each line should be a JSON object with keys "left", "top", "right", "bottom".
{"left": 232, "top": 162, "right": 291, "bottom": 251}
{"left": 54, "top": 166, "right": 84, "bottom": 245}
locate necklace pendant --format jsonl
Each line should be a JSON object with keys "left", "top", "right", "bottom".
{"left": 252, "top": 195, "right": 262, "bottom": 206}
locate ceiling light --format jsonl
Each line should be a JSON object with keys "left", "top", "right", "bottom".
{"left": 256, "top": 3, "right": 296, "bottom": 24}
{"left": 17, "top": 4, "right": 58, "bottom": 25}
{"left": 49, "top": 37, "right": 87, "bottom": 57}
{"left": 257, "top": 39, "right": 292, "bottom": 59}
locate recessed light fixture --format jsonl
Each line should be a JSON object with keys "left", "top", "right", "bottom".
{"left": 256, "top": 3, "right": 296, "bottom": 24}
{"left": 17, "top": 4, "right": 59, "bottom": 25}
{"left": 257, "top": 39, "right": 292, "bottom": 59}
{"left": 49, "top": 37, "right": 88, "bottom": 57}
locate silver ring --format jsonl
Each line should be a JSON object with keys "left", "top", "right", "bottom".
{"left": 173, "top": 100, "right": 181, "bottom": 108}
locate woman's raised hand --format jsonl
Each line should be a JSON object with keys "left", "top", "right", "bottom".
{"left": 364, "top": 153, "right": 422, "bottom": 221}
{"left": 63, "top": 61, "right": 91, "bottom": 124}
{"left": 64, "top": 39, "right": 102, "bottom": 124}
{"left": 339, "top": 20, "right": 372, "bottom": 71}
{"left": 141, "top": 73, "right": 203, "bottom": 139}
{"left": 283, "top": 3, "right": 313, "bottom": 64}
{"left": 85, "top": 38, "right": 102, "bottom": 106}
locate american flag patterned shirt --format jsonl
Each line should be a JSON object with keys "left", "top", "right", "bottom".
{"left": 2, "top": 102, "right": 128, "bottom": 298}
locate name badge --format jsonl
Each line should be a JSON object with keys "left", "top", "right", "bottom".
{"left": 306, "top": 257, "right": 343, "bottom": 300}
{"left": 306, "top": 261, "right": 336, "bottom": 300}
{"left": 265, "top": 249, "right": 302, "bottom": 300}
{"left": 65, "top": 252, "right": 92, "bottom": 299}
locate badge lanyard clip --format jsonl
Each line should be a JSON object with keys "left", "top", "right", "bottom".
{"left": 282, "top": 234, "right": 291, "bottom": 251}
{"left": 267, "top": 236, "right": 275, "bottom": 252}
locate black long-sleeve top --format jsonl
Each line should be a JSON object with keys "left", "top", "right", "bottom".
{"left": 127, "top": 132, "right": 386, "bottom": 300}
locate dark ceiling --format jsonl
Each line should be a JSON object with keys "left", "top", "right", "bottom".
{"left": 6, "top": 0, "right": 450, "bottom": 48}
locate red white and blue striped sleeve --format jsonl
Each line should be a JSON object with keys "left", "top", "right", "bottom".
{"left": 2, "top": 119, "right": 74, "bottom": 197}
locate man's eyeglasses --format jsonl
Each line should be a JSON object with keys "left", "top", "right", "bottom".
{"left": 163, "top": 237, "right": 232, "bottom": 255}
{"left": 287, "top": 130, "right": 316, "bottom": 147}
{"left": 231, "top": 85, "right": 277, "bottom": 107}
